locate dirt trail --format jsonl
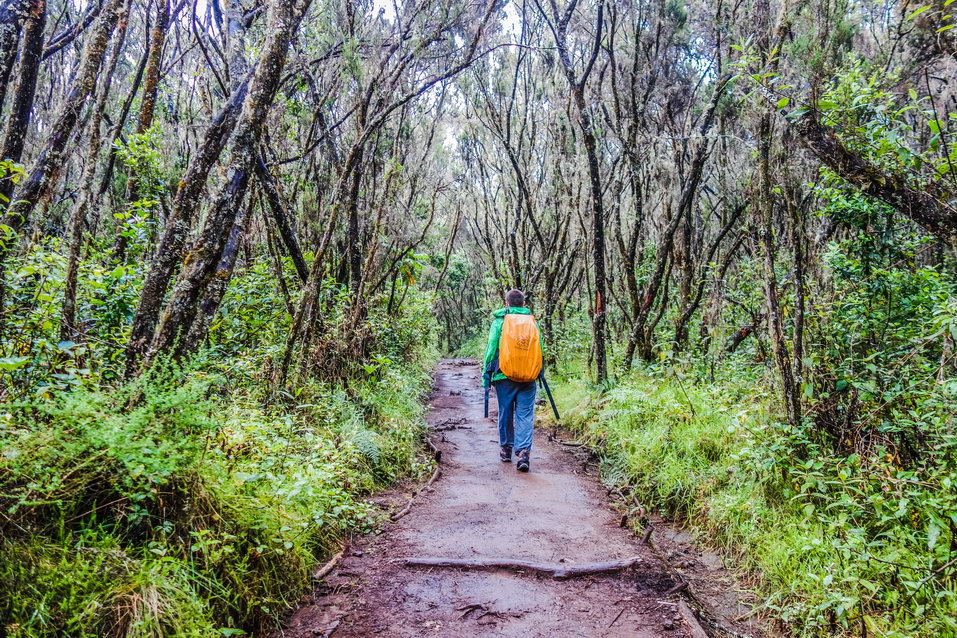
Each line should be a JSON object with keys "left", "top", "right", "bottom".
{"left": 274, "top": 359, "right": 765, "bottom": 638}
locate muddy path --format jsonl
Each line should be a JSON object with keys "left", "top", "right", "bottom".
{"left": 273, "top": 359, "right": 766, "bottom": 638}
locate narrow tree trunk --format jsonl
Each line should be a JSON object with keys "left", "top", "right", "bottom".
{"left": 0, "top": 0, "right": 44, "bottom": 201}
{"left": 346, "top": 147, "right": 365, "bottom": 290}
{"left": 545, "top": 0, "right": 608, "bottom": 383}
{"left": 1, "top": 0, "right": 122, "bottom": 228}
{"left": 60, "top": 1, "right": 130, "bottom": 341}
{"left": 143, "top": 0, "right": 312, "bottom": 366}
{"left": 0, "top": 0, "right": 122, "bottom": 333}
{"left": 255, "top": 156, "right": 309, "bottom": 283}
{"left": 0, "top": 0, "right": 32, "bottom": 112}
{"left": 184, "top": 189, "right": 256, "bottom": 348}
{"left": 113, "top": 0, "right": 169, "bottom": 263}
{"left": 757, "top": 113, "right": 800, "bottom": 429}
{"left": 787, "top": 189, "right": 806, "bottom": 385}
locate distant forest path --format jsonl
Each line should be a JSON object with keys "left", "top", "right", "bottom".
{"left": 274, "top": 360, "right": 765, "bottom": 638}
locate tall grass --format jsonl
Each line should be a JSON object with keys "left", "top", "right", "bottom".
{"left": 557, "top": 367, "right": 957, "bottom": 637}
{"left": 0, "top": 357, "right": 437, "bottom": 636}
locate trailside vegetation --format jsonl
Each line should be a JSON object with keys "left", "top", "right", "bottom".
{"left": 0, "top": 0, "right": 469, "bottom": 634}
{"left": 0, "top": 0, "right": 955, "bottom": 636}
{"left": 440, "top": 0, "right": 957, "bottom": 636}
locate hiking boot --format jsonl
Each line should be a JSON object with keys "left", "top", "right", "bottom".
{"left": 516, "top": 449, "right": 530, "bottom": 472}
{"left": 500, "top": 445, "right": 512, "bottom": 462}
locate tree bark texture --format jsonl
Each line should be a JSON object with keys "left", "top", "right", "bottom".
{"left": 124, "top": 73, "right": 252, "bottom": 374}
{"left": 1, "top": 0, "right": 122, "bottom": 228}
{"left": 0, "top": 0, "right": 122, "bottom": 333}
{"left": 0, "top": 0, "right": 32, "bottom": 112}
{"left": 144, "top": 0, "right": 312, "bottom": 365}
{"left": 0, "top": 0, "right": 45, "bottom": 201}
{"left": 60, "top": 1, "right": 131, "bottom": 341}
{"left": 114, "top": 0, "right": 170, "bottom": 263}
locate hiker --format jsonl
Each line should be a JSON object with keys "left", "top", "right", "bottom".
{"left": 482, "top": 289, "right": 545, "bottom": 473}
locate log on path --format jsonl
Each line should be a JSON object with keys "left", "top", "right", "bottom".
{"left": 402, "top": 555, "right": 644, "bottom": 580}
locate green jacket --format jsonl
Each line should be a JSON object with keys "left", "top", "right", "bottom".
{"left": 482, "top": 307, "right": 543, "bottom": 387}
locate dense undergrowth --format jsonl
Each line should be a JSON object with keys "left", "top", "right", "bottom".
{"left": 539, "top": 190, "right": 957, "bottom": 636}
{"left": 556, "top": 363, "right": 956, "bottom": 637}
{"left": 0, "top": 250, "right": 440, "bottom": 637}
{"left": 552, "top": 286, "right": 957, "bottom": 636}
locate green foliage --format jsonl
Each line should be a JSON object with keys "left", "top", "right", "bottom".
{"left": 0, "top": 241, "right": 141, "bottom": 398}
{"left": 558, "top": 362, "right": 957, "bottom": 636}
{"left": 0, "top": 159, "right": 24, "bottom": 210}
{"left": 0, "top": 281, "right": 440, "bottom": 636}
{"left": 813, "top": 60, "right": 957, "bottom": 184}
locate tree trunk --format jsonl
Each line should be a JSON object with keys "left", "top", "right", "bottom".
{"left": 255, "top": 156, "right": 309, "bottom": 283}
{"left": 184, "top": 189, "right": 256, "bottom": 349}
{"left": 0, "top": 0, "right": 44, "bottom": 202}
{"left": 124, "top": 73, "right": 253, "bottom": 374}
{"left": 0, "top": 0, "right": 32, "bottom": 112}
{"left": 60, "top": 1, "right": 130, "bottom": 341}
{"left": 0, "top": 0, "right": 123, "bottom": 333}
{"left": 757, "top": 112, "right": 800, "bottom": 429}
{"left": 545, "top": 0, "right": 608, "bottom": 383}
{"left": 114, "top": 0, "right": 169, "bottom": 263}
{"left": 144, "top": 0, "right": 312, "bottom": 366}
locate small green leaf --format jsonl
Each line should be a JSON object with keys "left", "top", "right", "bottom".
{"left": 776, "top": 97, "right": 790, "bottom": 109}
{"left": 929, "top": 521, "right": 941, "bottom": 550}
{"left": 0, "top": 356, "right": 29, "bottom": 371}
{"left": 906, "top": 5, "right": 932, "bottom": 20}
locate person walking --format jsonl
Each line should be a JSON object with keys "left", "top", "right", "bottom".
{"left": 482, "top": 289, "right": 543, "bottom": 472}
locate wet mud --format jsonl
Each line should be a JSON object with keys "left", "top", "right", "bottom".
{"left": 272, "top": 359, "right": 767, "bottom": 638}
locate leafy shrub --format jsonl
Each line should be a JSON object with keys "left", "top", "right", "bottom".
{"left": 558, "top": 365, "right": 957, "bottom": 636}
{"left": 0, "top": 336, "right": 437, "bottom": 636}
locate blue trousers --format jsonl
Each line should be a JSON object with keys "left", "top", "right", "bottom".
{"left": 494, "top": 379, "right": 536, "bottom": 452}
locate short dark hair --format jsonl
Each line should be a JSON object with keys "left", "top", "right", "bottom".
{"left": 506, "top": 289, "right": 525, "bottom": 307}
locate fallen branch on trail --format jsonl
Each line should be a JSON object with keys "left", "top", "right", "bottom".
{"left": 426, "top": 437, "right": 441, "bottom": 462}
{"left": 431, "top": 422, "right": 471, "bottom": 432}
{"left": 435, "top": 416, "right": 467, "bottom": 426}
{"left": 390, "top": 465, "right": 441, "bottom": 522}
{"left": 677, "top": 600, "right": 710, "bottom": 638}
{"left": 312, "top": 544, "right": 347, "bottom": 580}
{"left": 402, "top": 555, "right": 644, "bottom": 580}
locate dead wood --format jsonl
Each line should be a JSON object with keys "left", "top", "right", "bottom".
{"left": 390, "top": 465, "right": 441, "bottom": 522}
{"left": 390, "top": 500, "right": 414, "bottom": 522}
{"left": 402, "top": 555, "right": 644, "bottom": 580}
{"left": 426, "top": 437, "right": 441, "bottom": 462}
{"left": 431, "top": 418, "right": 471, "bottom": 432}
{"left": 436, "top": 416, "right": 467, "bottom": 426}
{"left": 312, "top": 545, "right": 347, "bottom": 580}
{"left": 678, "top": 600, "right": 711, "bottom": 638}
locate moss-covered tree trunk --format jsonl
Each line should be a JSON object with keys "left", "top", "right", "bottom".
{"left": 144, "top": 0, "right": 313, "bottom": 366}
{"left": 0, "top": 0, "right": 123, "bottom": 334}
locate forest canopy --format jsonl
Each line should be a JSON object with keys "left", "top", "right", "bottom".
{"left": 0, "top": 0, "right": 955, "bottom": 635}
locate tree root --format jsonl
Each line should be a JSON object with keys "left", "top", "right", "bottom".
{"left": 402, "top": 555, "right": 644, "bottom": 580}
{"left": 678, "top": 600, "right": 711, "bottom": 638}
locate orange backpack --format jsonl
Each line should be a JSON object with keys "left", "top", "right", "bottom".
{"left": 499, "top": 313, "right": 543, "bottom": 383}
